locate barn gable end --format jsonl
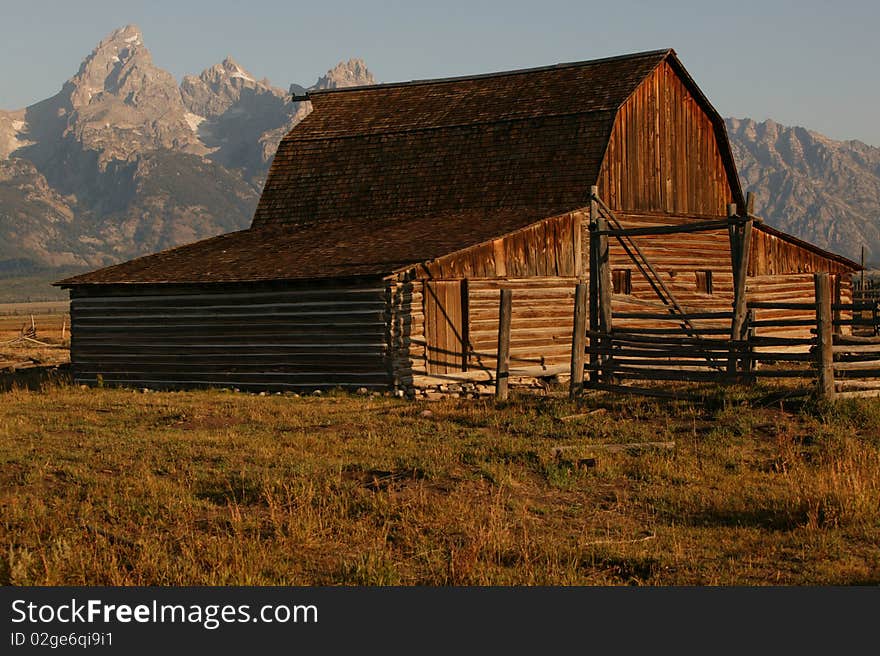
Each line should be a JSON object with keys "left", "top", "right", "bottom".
{"left": 597, "top": 59, "right": 742, "bottom": 216}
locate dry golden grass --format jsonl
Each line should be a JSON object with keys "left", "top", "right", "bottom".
{"left": 0, "top": 303, "right": 70, "bottom": 369}
{"left": 1, "top": 382, "right": 879, "bottom": 585}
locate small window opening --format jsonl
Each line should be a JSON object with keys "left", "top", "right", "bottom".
{"left": 695, "top": 270, "right": 713, "bottom": 295}
{"left": 612, "top": 269, "right": 632, "bottom": 295}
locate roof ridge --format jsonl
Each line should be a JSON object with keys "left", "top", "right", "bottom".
{"left": 302, "top": 48, "right": 673, "bottom": 98}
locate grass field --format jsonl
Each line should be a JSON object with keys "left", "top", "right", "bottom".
{"left": 1, "top": 380, "right": 878, "bottom": 585}
{"left": 0, "top": 302, "right": 70, "bottom": 371}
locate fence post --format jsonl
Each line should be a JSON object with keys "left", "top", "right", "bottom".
{"left": 495, "top": 289, "right": 512, "bottom": 401}
{"left": 569, "top": 283, "right": 588, "bottom": 400}
{"left": 587, "top": 186, "right": 600, "bottom": 383}
{"left": 814, "top": 273, "right": 835, "bottom": 401}
{"left": 596, "top": 215, "right": 613, "bottom": 382}
{"left": 729, "top": 197, "right": 754, "bottom": 377}
{"left": 744, "top": 309, "right": 756, "bottom": 383}
{"left": 832, "top": 275, "right": 842, "bottom": 336}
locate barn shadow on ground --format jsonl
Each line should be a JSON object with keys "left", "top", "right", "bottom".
{"left": 0, "top": 363, "right": 71, "bottom": 391}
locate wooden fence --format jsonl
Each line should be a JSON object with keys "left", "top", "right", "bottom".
{"left": 567, "top": 272, "right": 880, "bottom": 401}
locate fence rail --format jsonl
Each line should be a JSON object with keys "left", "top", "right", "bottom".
{"left": 574, "top": 272, "right": 880, "bottom": 401}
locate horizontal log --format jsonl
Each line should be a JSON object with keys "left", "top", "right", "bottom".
{"left": 411, "top": 363, "right": 568, "bottom": 386}
{"left": 834, "top": 390, "right": 880, "bottom": 399}
{"left": 607, "top": 326, "right": 732, "bottom": 335}
{"left": 589, "top": 331, "right": 731, "bottom": 346}
{"left": 607, "top": 358, "right": 730, "bottom": 368}
{"left": 74, "top": 296, "right": 387, "bottom": 310}
{"left": 74, "top": 339, "right": 387, "bottom": 350}
{"left": 746, "top": 301, "right": 816, "bottom": 310}
{"left": 75, "top": 370, "right": 391, "bottom": 382}
{"left": 588, "top": 345, "right": 731, "bottom": 358}
{"left": 748, "top": 352, "right": 815, "bottom": 362}
{"left": 749, "top": 336, "right": 816, "bottom": 346}
{"left": 75, "top": 361, "right": 386, "bottom": 374}
{"left": 70, "top": 287, "right": 387, "bottom": 307}
{"left": 73, "top": 377, "right": 389, "bottom": 390}
{"left": 601, "top": 219, "right": 734, "bottom": 236}
{"left": 832, "top": 344, "right": 880, "bottom": 354}
{"left": 73, "top": 323, "right": 387, "bottom": 337}
{"left": 833, "top": 335, "right": 880, "bottom": 345}
{"left": 833, "top": 360, "right": 880, "bottom": 371}
{"left": 834, "top": 380, "right": 880, "bottom": 390}
{"left": 612, "top": 311, "right": 734, "bottom": 320}
{"left": 610, "top": 294, "right": 732, "bottom": 313}
{"left": 749, "top": 319, "right": 816, "bottom": 328}
{"left": 605, "top": 369, "right": 725, "bottom": 382}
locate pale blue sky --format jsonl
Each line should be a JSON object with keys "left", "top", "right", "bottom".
{"left": 2, "top": 0, "right": 878, "bottom": 145}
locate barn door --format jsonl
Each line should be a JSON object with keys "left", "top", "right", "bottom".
{"left": 424, "top": 281, "right": 467, "bottom": 374}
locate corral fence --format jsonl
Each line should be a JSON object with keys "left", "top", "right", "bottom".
{"left": 563, "top": 274, "right": 880, "bottom": 401}
{"left": 442, "top": 187, "right": 879, "bottom": 403}
{"left": 559, "top": 187, "right": 880, "bottom": 402}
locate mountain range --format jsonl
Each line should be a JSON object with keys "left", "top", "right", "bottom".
{"left": 1, "top": 26, "right": 877, "bottom": 300}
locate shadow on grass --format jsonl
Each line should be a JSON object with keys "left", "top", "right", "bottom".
{"left": 0, "top": 363, "right": 71, "bottom": 391}
{"left": 677, "top": 507, "right": 805, "bottom": 532}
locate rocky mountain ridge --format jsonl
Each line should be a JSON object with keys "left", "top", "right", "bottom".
{"left": 0, "top": 25, "right": 374, "bottom": 279}
{"left": 2, "top": 26, "right": 878, "bottom": 301}
{"left": 726, "top": 117, "right": 880, "bottom": 266}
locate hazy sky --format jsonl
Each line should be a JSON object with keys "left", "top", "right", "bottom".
{"left": 1, "top": 0, "right": 878, "bottom": 145}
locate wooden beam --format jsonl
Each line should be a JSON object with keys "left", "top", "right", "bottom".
{"left": 815, "top": 273, "right": 835, "bottom": 401}
{"left": 597, "top": 215, "right": 613, "bottom": 383}
{"left": 569, "top": 283, "right": 588, "bottom": 400}
{"left": 596, "top": 218, "right": 736, "bottom": 237}
{"left": 588, "top": 187, "right": 600, "bottom": 383}
{"left": 460, "top": 279, "right": 470, "bottom": 372}
{"left": 730, "top": 209, "right": 753, "bottom": 376}
{"left": 495, "top": 288, "right": 512, "bottom": 401}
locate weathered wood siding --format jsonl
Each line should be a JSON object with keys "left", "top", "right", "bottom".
{"left": 749, "top": 228, "right": 855, "bottom": 276}
{"left": 608, "top": 213, "right": 735, "bottom": 333}
{"left": 392, "top": 212, "right": 583, "bottom": 384}
{"left": 746, "top": 274, "right": 853, "bottom": 341}
{"left": 424, "top": 280, "right": 466, "bottom": 373}
{"left": 389, "top": 280, "right": 424, "bottom": 389}
{"left": 69, "top": 280, "right": 392, "bottom": 390}
{"left": 465, "top": 278, "right": 577, "bottom": 371}
{"left": 596, "top": 61, "right": 737, "bottom": 217}
{"left": 417, "top": 212, "right": 583, "bottom": 279}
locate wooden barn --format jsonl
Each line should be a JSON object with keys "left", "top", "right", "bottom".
{"left": 56, "top": 49, "right": 860, "bottom": 394}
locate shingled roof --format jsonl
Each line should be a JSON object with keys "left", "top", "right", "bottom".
{"left": 57, "top": 208, "right": 564, "bottom": 285}
{"left": 252, "top": 48, "right": 671, "bottom": 228}
{"left": 58, "top": 49, "right": 737, "bottom": 286}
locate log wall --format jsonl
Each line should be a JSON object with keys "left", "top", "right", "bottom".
{"left": 69, "top": 280, "right": 392, "bottom": 391}
{"left": 746, "top": 274, "right": 853, "bottom": 341}
{"left": 608, "top": 213, "right": 735, "bottom": 333}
